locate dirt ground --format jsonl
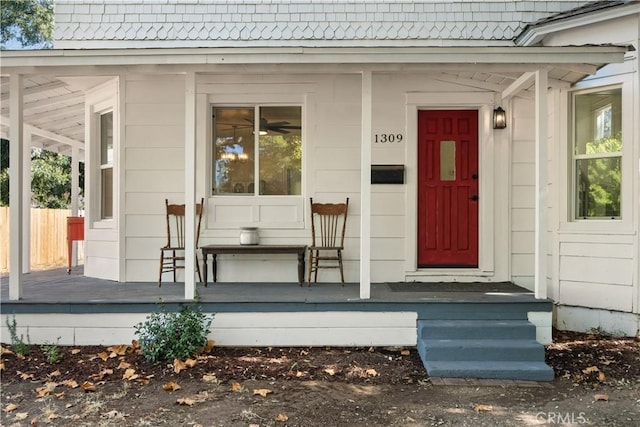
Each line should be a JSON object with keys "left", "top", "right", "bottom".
{"left": 1, "top": 330, "right": 638, "bottom": 426}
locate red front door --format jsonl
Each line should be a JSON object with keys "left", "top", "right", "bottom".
{"left": 418, "top": 110, "right": 478, "bottom": 267}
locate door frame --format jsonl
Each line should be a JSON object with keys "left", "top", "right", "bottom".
{"left": 404, "top": 91, "right": 509, "bottom": 281}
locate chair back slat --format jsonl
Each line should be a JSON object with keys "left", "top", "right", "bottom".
{"left": 310, "top": 197, "right": 349, "bottom": 248}
{"left": 164, "top": 199, "right": 204, "bottom": 249}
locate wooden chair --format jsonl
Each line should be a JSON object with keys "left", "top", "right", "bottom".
{"left": 158, "top": 198, "right": 204, "bottom": 286}
{"left": 308, "top": 197, "right": 349, "bottom": 284}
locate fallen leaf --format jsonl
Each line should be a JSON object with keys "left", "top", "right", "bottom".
{"left": 117, "top": 361, "right": 132, "bottom": 370}
{"left": 185, "top": 358, "right": 198, "bottom": 368}
{"left": 135, "top": 377, "right": 150, "bottom": 385}
{"left": 1, "top": 346, "right": 14, "bottom": 356}
{"left": 3, "top": 403, "right": 18, "bottom": 413}
{"left": 35, "top": 382, "right": 58, "bottom": 397}
{"left": 594, "top": 394, "right": 609, "bottom": 401}
{"left": 400, "top": 349, "right": 410, "bottom": 356}
{"left": 173, "top": 359, "right": 187, "bottom": 373}
{"left": 275, "top": 413, "right": 289, "bottom": 422}
{"left": 20, "top": 372, "right": 34, "bottom": 380}
{"left": 123, "top": 368, "right": 138, "bottom": 381}
{"left": 598, "top": 371, "right": 606, "bottom": 382}
{"left": 0, "top": 360, "right": 4, "bottom": 370}
{"left": 230, "top": 382, "right": 242, "bottom": 392}
{"left": 92, "top": 369, "right": 114, "bottom": 381}
{"left": 583, "top": 366, "right": 599, "bottom": 374}
{"left": 202, "top": 339, "right": 215, "bottom": 353}
{"left": 163, "top": 381, "right": 181, "bottom": 391}
{"left": 80, "top": 381, "right": 96, "bottom": 392}
{"left": 474, "top": 404, "right": 493, "bottom": 412}
{"left": 324, "top": 368, "right": 337, "bottom": 376}
{"left": 47, "top": 413, "right": 58, "bottom": 420}
{"left": 176, "top": 398, "right": 196, "bottom": 406}
{"left": 366, "top": 368, "right": 378, "bottom": 377}
{"left": 202, "top": 374, "right": 217, "bottom": 383}
{"left": 71, "top": 348, "right": 81, "bottom": 355}
{"left": 30, "top": 416, "right": 38, "bottom": 425}
{"left": 54, "top": 392, "right": 65, "bottom": 399}
{"left": 108, "top": 345, "right": 129, "bottom": 356}
{"left": 15, "top": 412, "right": 28, "bottom": 420}
{"left": 295, "top": 371, "right": 307, "bottom": 378}
{"left": 253, "top": 388, "right": 273, "bottom": 397}
{"left": 97, "top": 352, "right": 109, "bottom": 361}
{"left": 48, "top": 370, "right": 61, "bottom": 377}
{"left": 64, "top": 379, "right": 79, "bottom": 389}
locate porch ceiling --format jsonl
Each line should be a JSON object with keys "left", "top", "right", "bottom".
{"left": 0, "top": 44, "right": 626, "bottom": 157}
{"left": 0, "top": 74, "right": 86, "bottom": 158}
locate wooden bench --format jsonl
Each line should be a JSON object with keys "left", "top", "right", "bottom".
{"left": 200, "top": 244, "right": 307, "bottom": 285}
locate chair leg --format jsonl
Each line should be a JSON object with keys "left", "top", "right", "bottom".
{"left": 313, "top": 250, "right": 319, "bottom": 283}
{"left": 195, "top": 254, "right": 202, "bottom": 283}
{"left": 158, "top": 250, "right": 164, "bottom": 287}
{"left": 338, "top": 249, "right": 345, "bottom": 285}
{"left": 172, "top": 250, "right": 177, "bottom": 282}
{"left": 307, "top": 251, "right": 313, "bottom": 284}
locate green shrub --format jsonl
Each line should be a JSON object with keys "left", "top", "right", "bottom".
{"left": 134, "top": 302, "right": 213, "bottom": 363}
{"left": 42, "top": 337, "right": 62, "bottom": 364}
{"left": 5, "top": 315, "right": 30, "bottom": 356}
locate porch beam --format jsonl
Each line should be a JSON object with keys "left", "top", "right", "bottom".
{"left": 534, "top": 69, "right": 548, "bottom": 300}
{"left": 184, "top": 71, "right": 197, "bottom": 301}
{"left": 0, "top": 80, "right": 68, "bottom": 102}
{"left": 502, "top": 72, "right": 536, "bottom": 100}
{"left": 360, "top": 70, "right": 372, "bottom": 299}
{"left": 0, "top": 115, "right": 84, "bottom": 149}
{"left": 9, "top": 74, "right": 24, "bottom": 300}
{"left": 433, "top": 74, "right": 533, "bottom": 98}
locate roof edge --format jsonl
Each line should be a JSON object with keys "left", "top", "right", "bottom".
{"left": 0, "top": 45, "right": 630, "bottom": 71}
{"left": 516, "top": 1, "right": 640, "bottom": 46}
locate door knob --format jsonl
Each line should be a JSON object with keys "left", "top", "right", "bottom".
{"left": 472, "top": 173, "right": 478, "bottom": 180}
{"left": 470, "top": 195, "right": 479, "bottom": 201}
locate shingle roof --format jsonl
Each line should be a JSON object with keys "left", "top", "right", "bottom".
{"left": 53, "top": 0, "right": 590, "bottom": 48}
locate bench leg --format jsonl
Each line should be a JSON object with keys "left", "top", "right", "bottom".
{"left": 297, "top": 251, "right": 305, "bottom": 286}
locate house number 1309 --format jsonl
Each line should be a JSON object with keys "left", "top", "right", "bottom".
{"left": 374, "top": 134, "right": 403, "bottom": 143}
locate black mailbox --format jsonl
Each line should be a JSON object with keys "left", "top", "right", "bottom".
{"left": 371, "top": 164, "right": 405, "bottom": 184}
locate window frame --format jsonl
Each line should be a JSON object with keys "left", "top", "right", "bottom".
{"left": 99, "top": 111, "right": 114, "bottom": 220}
{"left": 560, "top": 75, "right": 633, "bottom": 233}
{"left": 571, "top": 86, "right": 622, "bottom": 220}
{"left": 211, "top": 104, "right": 303, "bottom": 197}
{"left": 86, "top": 81, "right": 119, "bottom": 230}
{"left": 205, "top": 93, "right": 310, "bottom": 230}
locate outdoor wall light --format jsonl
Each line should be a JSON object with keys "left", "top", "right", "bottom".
{"left": 493, "top": 106, "right": 507, "bottom": 129}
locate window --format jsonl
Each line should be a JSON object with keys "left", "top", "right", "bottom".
{"left": 99, "top": 111, "right": 114, "bottom": 219}
{"left": 573, "top": 88, "right": 622, "bottom": 219}
{"left": 212, "top": 106, "right": 302, "bottom": 196}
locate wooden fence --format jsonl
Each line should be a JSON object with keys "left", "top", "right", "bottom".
{"left": 0, "top": 207, "right": 84, "bottom": 273}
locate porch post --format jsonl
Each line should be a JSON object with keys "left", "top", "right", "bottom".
{"left": 184, "top": 71, "right": 197, "bottom": 300}
{"left": 359, "top": 70, "right": 372, "bottom": 299}
{"left": 9, "top": 74, "right": 24, "bottom": 300}
{"left": 22, "top": 132, "right": 31, "bottom": 273}
{"left": 70, "top": 144, "right": 80, "bottom": 267}
{"left": 534, "top": 69, "right": 548, "bottom": 300}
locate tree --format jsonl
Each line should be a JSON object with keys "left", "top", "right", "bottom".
{"left": 0, "top": 141, "right": 84, "bottom": 209}
{"left": 1, "top": 0, "right": 53, "bottom": 49}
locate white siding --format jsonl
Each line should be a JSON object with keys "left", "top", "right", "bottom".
{"left": 0, "top": 312, "right": 418, "bottom": 347}
{"left": 123, "top": 74, "right": 185, "bottom": 282}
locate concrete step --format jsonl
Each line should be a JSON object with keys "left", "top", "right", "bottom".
{"left": 423, "top": 360, "right": 555, "bottom": 381}
{"left": 418, "top": 319, "right": 537, "bottom": 340}
{"left": 418, "top": 338, "right": 544, "bottom": 362}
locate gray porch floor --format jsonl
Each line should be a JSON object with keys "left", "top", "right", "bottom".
{"left": 1, "top": 266, "right": 541, "bottom": 308}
